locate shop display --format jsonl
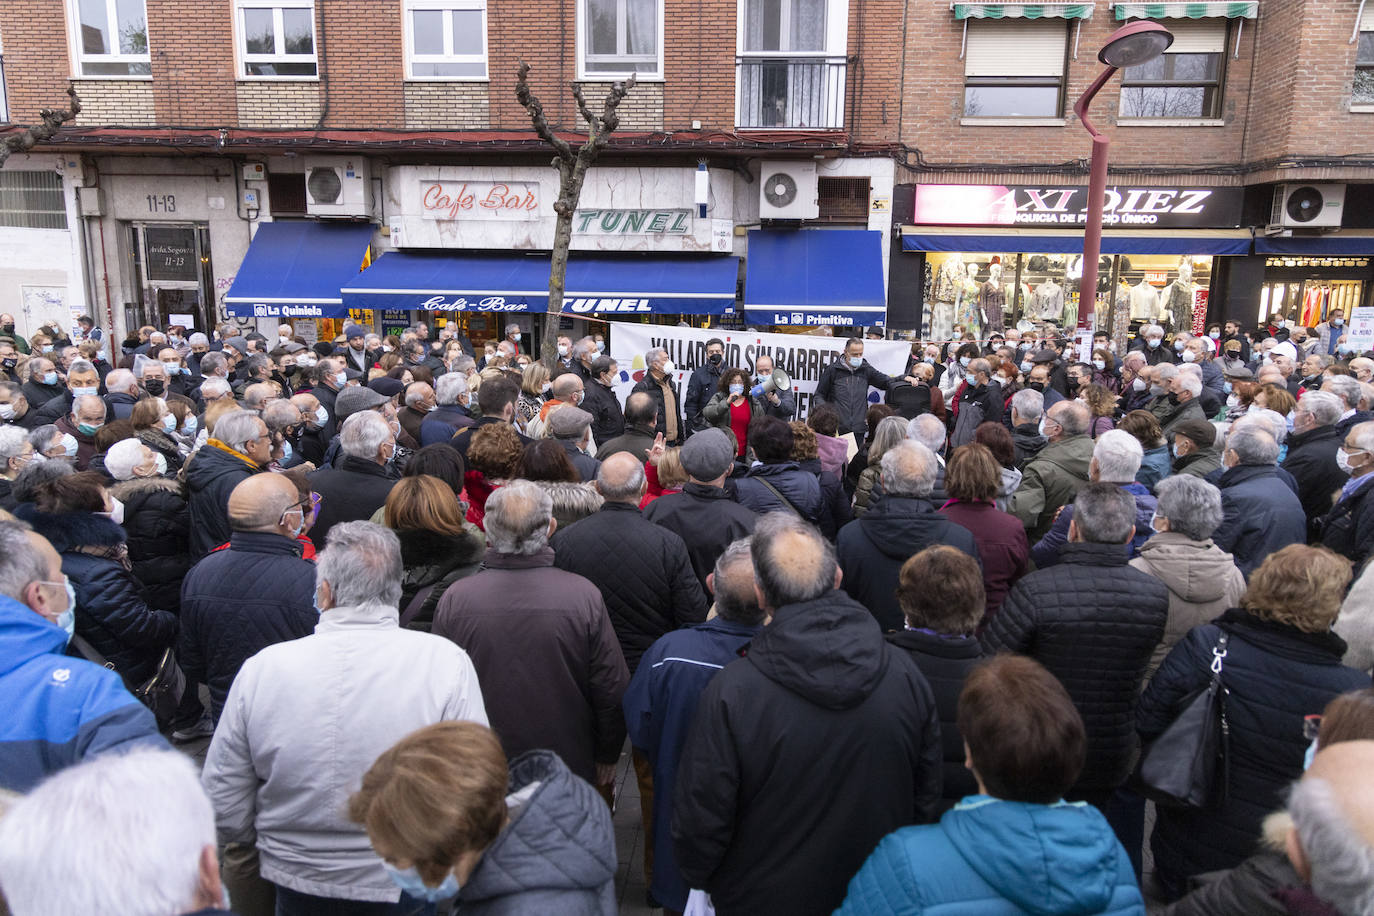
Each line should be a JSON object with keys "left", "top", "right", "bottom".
{"left": 980, "top": 262, "right": 1006, "bottom": 336}
{"left": 1161, "top": 260, "right": 1195, "bottom": 333}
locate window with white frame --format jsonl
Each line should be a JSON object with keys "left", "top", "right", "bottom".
{"left": 742, "top": 0, "right": 827, "bottom": 53}
{"left": 1119, "top": 20, "right": 1226, "bottom": 119}
{"left": 237, "top": 0, "right": 317, "bottom": 78}
{"left": 581, "top": 0, "right": 661, "bottom": 77}
{"left": 1356, "top": 7, "right": 1374, "bottom": 104}
{"left": 962, "top": 19, "right": 1068, "bottom": 119}
{"left": 71, "top": 0, "right": 150, "bottom": 77}
{"left": 406, "top": 0, "right": 487, "bottom": 79}
{"left": 736, "top": 0, "right": 845, "bottom": 129}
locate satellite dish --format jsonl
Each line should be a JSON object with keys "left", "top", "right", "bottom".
{"left": 763, "top": 172, "right": 798, "bottom": 209}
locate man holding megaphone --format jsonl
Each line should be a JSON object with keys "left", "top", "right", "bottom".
{"left": 750, "top": 354, "right": 796, "bottom": 420}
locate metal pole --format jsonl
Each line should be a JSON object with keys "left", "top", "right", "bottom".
{"left": 1073, "top": 65, "right": 1118, "bottom": 328}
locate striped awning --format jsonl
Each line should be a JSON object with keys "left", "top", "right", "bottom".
{"left": 953, "top": 2, "right": 1095, "bottom": 19}
{"left": 1113, "top": 2, "right": 1257, "bottom": 19}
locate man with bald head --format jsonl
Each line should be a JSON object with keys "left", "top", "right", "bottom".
{"left": 178, "top": 473, "right": 319, "bottom": 722}
{"left": 1010, "top": 399, "right": 1095, "bottom": 540}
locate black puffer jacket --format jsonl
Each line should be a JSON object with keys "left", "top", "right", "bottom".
{"left": 1281, "top": 424, "right": 1346, "bottom": 538}
{"left": 580, "top": 379, "right": 625, "bottom": 446}
{"left": 1138, "top": 609, "right": 1370, "bottom": 884}
{"left": 108, "top": 476, "right": 191, "bottom": 614}
{"left": 184, "top": 442, "right": 262, "bottom": 559}
{"left": 178, "top": 530, "right": 318, "bottom": 720}
{"left": 672, "top": 589, "right": 942, "bottom": 916}
{"left": 395, "top": 526, "right": 485, "bottom": 632}
{"left": 796, "top": 457, "right": 852, "bottom": 540}
{"left": 733, "top": 462, "right": 823, "bottom": 521}
{"left": 1318, "top": 477, "right": 1374, "bottom": 568}
{"left": 552, "top": 502, "right": 707, "bottom": 672}
{"left": 642, "top": 481, "right": 757, "bottom": 593}
{"left": 982, "top": 541, "right": 1169, "bottom": 791}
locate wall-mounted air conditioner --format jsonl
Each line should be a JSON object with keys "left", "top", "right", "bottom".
{"left": 304, "top": 157, "right": 370, "bottom": 217}
{"left": 759, "top": 161, "right": 819, "bottom": 221}
{"left": 1269, "top": 184, "right": 1345, "bottom": 230}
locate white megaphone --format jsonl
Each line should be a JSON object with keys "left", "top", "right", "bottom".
{"left": 751, "top": 368, "right": 791, "bottom": 399}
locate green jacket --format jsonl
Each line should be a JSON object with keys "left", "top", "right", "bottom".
{"left": 702, "top": 391, "right": 764, "bottom": 433}
{"left": 1009, "top": 434, "right": 1095, "bottom": 540}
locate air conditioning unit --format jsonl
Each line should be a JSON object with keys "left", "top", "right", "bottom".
{"left": 759, "top": 161, "right": 819, "bottom": 221}
{"left": 1269, "top": 184, "right": 1345, "bottom": 230}
{"left": 304, "top": 157, "right": 370, "bottom": 217}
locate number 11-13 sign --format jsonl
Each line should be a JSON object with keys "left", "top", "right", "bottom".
{"left": 144, "top": 226, "right": 200, "bottom": 284}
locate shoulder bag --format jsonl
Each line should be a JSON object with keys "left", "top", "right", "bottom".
{"left": 1138, "top": 632, "right": 1231, "bottom": 809}
{"left": 71, "top": 635, "right": 187, "bottom": 724}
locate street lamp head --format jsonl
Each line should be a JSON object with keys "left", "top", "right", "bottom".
{"left": 1098, "top": 21, "right": 1173, "bottom": 69}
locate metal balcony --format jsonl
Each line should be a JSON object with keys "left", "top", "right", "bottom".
{"left": 735, "top": 55, "right": 846, "bottom": 130}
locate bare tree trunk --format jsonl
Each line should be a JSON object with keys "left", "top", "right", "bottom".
{"left": 0, "top": 87, "right": 82, "bottom": 167}
{"left": 516, "top": 63, "right": 634, "bottom": 370}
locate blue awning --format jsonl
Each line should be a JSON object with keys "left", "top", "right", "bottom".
{"left": 224, "top": 221, "right": 375, "bottom": 318}
{"left": 902, "top": 228, "right": 1252, "bottom": 256}
{"left": 341, "top": 251, "right": 739, "bottom": 315}
{"left": 1254, "top": 235, "right": 1374, "bottom": 256}
{"left": 743, "top": 229, "right": 887, "bottom": 326}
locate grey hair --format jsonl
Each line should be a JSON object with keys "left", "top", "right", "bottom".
{"left": 1235, "top": 408, "right": 1288, "bottom": 445}
{"left": 1226, "top": 426, "right": 1280, "bottom": 465}
{"left": 0, "top": 748, "right": 217, "bottom": 916}
{"left": 712, "top": 536, "right": 765, "bottom": 626}
{"left": 868, "top": 415, "right": 910, "bottom": 465}
{"left": 1144, "top": 324, "right": 1164, "bottom": 338}
{"left": 1050, "top": 400, "right": 1091, "bottom": 437}
{"left": 596, "top": 456, "right": 646, "bottom": 502}
{"left": 71, "top": 394, "right": 104, "bottom": 419}
{"left": 645, "top": 347, "right": 668, "bottom": 367}
{"left": 104, "top": 369, "right": 135, "bottom": 393}
{"left": 244, "top": 353, "right": 271, "bottom": 378}
{"left": 0, "top": 426, "right": 28, "bottom": 461}
{"left": 1154, "top": 363, "right": 1180, "bottom": 384}
{"left": 198, "top": 352, "right": 228, "bottom": 377}
{"left": 1176, "top": 373, "right": 1203, "bottom": 398}
{"left": 12, "top": 454, "right": 73, "bottom": 502}
{"left": 1011, "top": 387, "right": 1044, "bottom": 422}
{"left": 881, "top": 440, "right": 937, "bottom": 498}
{"left": 26, "top": 424, "right": 60, "bottom": 452}
{"left": 261, "top": 400, "right": 301, "bottom": 433}
{"left": 572, "top": 336, "right": 596, "bottom": 361}
{"left": 67, "top": 359, "right": 95, "bottom": 376}
{"left": 751, "top": 512, "right": 836, "bottom": 609}
{"left": 132, "top": 355, "right": 157, "bottom": 379}
{"left": 906, "top": 413, "right": 947, "bottom": 455}
{"left": 198, "top": 377, "right": 232, "bottom": 400}
{"left": 316, "top": 521, "right": 403, "bottom": 608}
{"left": 1287, "top": 775, "right": 1374, "bottom": 915}
{"left": 104, "top": 439, "right": 150, "bottom": 481}
{"left": 214, "top": 410, "right": 265, "bottom": 453}
{"left": 0, "top": 520, "right": 46, "bottom": 601}
{"left": 1092, "top": 429, "right": 1144, "bottom": 483}
{"left": 1351, "top": 421, "right": 1374, "bottom": 454}
{"left": 243, "top": 383, "right": 276, "bottom": 411}
{"left": 188, "top": 332, "right": 208, "bottom": 347}
{"left": 451, "top": 355, "right": 476, "bottom": 375}
{"left": 1299, "top": 390, "right": 1343, "bottom": 426}
{"left": 340, "top": 411, "right": 392, "bottom": 460}
{"left": 484, "top": 481, "right": 554, "bottom": 556}
{"left": 1154, "top": 475, "right": 1225, "bottom": 541}
{"left": 436, "top": 372, "right": 468, "bottom": 405}
{"left": 403, "top": 384, "right": 429, "bottom": 407}
{"left": 1073, "top": 482, "right": 1137, "bottom": 544}
{"left": 1324, "top": 375, "right": 1362, "bottom": 410}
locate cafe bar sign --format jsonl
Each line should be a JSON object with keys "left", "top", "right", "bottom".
{"left": 912, "top": 184, "right": 1244, "bottom": 229}
{"left": 420, "top": 181, "right": 541, "bottom": 221}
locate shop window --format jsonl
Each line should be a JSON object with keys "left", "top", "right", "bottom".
{"left": 406, "top": 0, "right": 487, "bottom": 79}
{"left": 1119, "top": 20, "right": 1225, "bottom": 119}
{"left": 0, "top": 171, "right": 67, "bottom": 230}
{"left": 70, "top": 0, "right": 150, "bottom": 77}
{"left": 1356, "top": 9, "right": 1374, "bottom": 105}
{"left": 580, "top": 0, "right": 662, "bottom": 78}
{"left": 236, "top": 0, "right": 317, "bottom": 78}
{"left": 816, "top": 177, "right": 869, "bottom": 223}
{"left": 736, "top": 0, "right": 846, "bottom": 129}
{"left": 962, "top": 19, "right": 1067, "bottom": 119}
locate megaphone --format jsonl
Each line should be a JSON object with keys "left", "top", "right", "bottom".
{"left": 751, "top": 368, "right": 791, "bottom": 399}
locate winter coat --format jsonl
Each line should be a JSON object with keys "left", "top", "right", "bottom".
{"left": 983, "top": 542, "right": 1169, "bottom": 791}
{"left": 433, "top": 547, "right": 629, "bottom": 783}
{"left": 1335, "top": 560, "right": 1374, "bottom": 674}
{"left": 685, "top": 362, "right": 723, "bottom": 433}
{"left": 836, "top": 796, "right": 1145, "bottom": 916}
{"left": 552, "top": 501, "right": 707, "bottom": 673}
{"left": 1129, "top": 531, "right": 1247, "bottom": 682}
{"left": 816, "top": 433, "right": 849, "bottom": 479}
{"left": 1173, "top": 447, "right": 1222, "bottom": 481}
{"left": 733, "top": 461, "right": 823, "bottom": 521}
{"left": 1161, "top": 814, "right": 1305, "bottom": 916}
{"left": 0, "top": 594, "right": 166, "bottom": 792}
{"left": 178, "top": 531, "right": 319, "bottom": 720}
{"left": 456, "top": 750, "right": 617, "bottom": 916}
{"left": 1318, "top": 475, "right": 1374, "bottom": 568}
{"left": 796, "top": 456, "right": 852, "bottom": 539}
{"left": 623, "top": 618, "right": 762, "bottom": 911}
{"left": 642, "top": 481, "right": 757, "bottom": 594}
{"left": 54, "top": 412, "right": 98, "bottom": 471}
{"left": 419, "top": 403, "right": 474, "bottom": 447}
{"left": 531, "top": 479, "right": 602, "bottom": 531}
{"left": 1160, "top": 397, "right": 1207, "bottom": 442}
{"left": 596, "top": 422, "right": 657, "bottom": 462}
{"left": 1138, "top": 609, "right": 1370, "bottom": 882}
{"left": 137, "top": 427, "right": 186, "bottom": 474}
{"left": 108, "top": 476, "right": 191, "bottom": 614}
{"left": 581, "top": 379, "right": 625, "bottom": 446}
{"left": 185, "top": 440, "right": 263, "bottom": 559}
{"left": 203, "top": 601, "right": 488, "bottom": 903}
{"left": 1212, "top": 463, "right": 1308, "bottom": 577}
{"left": 632, "top": 373, "right": 684, "bottom": 445}
{"left": 950, "top": 381, "right": 1004, "bottom": 449}
{"left": 1138, "top": 444, "right": 1173, "bottom": 491}
{"left": 852, "top": 463, "right": 881, "bottom": 517}
{"left": 1009, "top": 434, "right": 1095, "bottom": 540}
{"left": 1011, "top": 422, "right": 1047, "bottom": 469}
{"left": 556, "top": 438, "right": 602, "bottom": 484}
{"left": 994, "top": 465, "right": 1021, "bottom": 512}
{"left": 1282, "top": 424, "right": 1347, "bottom": 538}
{"left": 1030, "top": 481, "right": 1157, "bottom": 568}
{"left": 886, "top": 629, "right": 982, "bottom": 812}
{"left": 307, "top": 455, "right": 398, "bottom": 547}
{"left": 815, "top": 357, "right": 892, "bottom": 436}
{"left": 393, "top": 526, "right": 485, "bottom": 632}
{"left": 937, "top": 498, "right": 1030, "bottom": 622}
{"left": 671, "top": 589, "right": 942, "bottom": 916}
{"left": 837, "top": 496, "right": 980, "bottom": 633}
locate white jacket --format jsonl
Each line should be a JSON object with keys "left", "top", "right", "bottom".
{"left": 202, "top": 601, "right": 488, "bottom": 902}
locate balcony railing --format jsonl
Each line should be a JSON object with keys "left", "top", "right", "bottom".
{"left": 736, "top": 55, "right": 846, "bottom": 130}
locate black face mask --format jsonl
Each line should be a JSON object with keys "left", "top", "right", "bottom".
{"left": 283, "top": 364, "right": 298, "bottom": 376}
{"left": 708, "top": 353, "right": 723, "bottom": 366}
{"left": 1028, "top": 382, "right": 1045, "bottom": 392}
{"left": 143, "top": 379, "right": 165, "bottom": 396}
{"left": 1, "top": 358, "right": 15, "bottom": 370}
{"left": 1066, "top": 378, "right": 1080, "bottom": 391}
{"left": 1, "top": 324, "right": 13, "bottom": 334}
{"left": 1167, "top": 392, "right": 1180, "bottom": 405}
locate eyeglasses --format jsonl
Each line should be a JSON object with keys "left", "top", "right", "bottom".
{"left": 1303, "top": 714, "right": 1322, "bottom": 743}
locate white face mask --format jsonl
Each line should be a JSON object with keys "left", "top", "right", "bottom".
{"left": 1181, "top": 350, "right": 1197, "bottom": 363}
{"left": 1337, "top": 448, "right": 1367, "bottom": 475}
{"left": 661, "top": 360, "right": 676, "bottom": 375}
{"left": 105, "top": 497, "right": 125, "bottom": 526}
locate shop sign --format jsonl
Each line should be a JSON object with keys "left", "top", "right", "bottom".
{"left": 912, "top": 184, "right": 1244, "bottom": 229}
{"left": 420, "top": 181, "right": 540, "bottom": 221}
{"left": 768, "top": 311, "right": 872, "bottom": 327}
{"left": 1348, "top": 306, "right": 1374, "bottom": 352}
{"left": 419, "top": 295, "right": 530, "bottom": 312}
{"left": 574, "top": 209, "right": 691, "bottom": 235}
{"left": 1144, "top": 271, "right": 1169, "bottom": 285}
{"left": 381, "top": 309, "right": 410, "bottom": 335}
{"left": 145, "top": 227, "right": 199, "bottom": 283}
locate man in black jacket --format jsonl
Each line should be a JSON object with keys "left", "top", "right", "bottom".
{"left": 307, "top": 412, "right": 398, "bottom": 548}
{"left": 683, "top": 337, "right": 724, "bottom": 436}
{"left": 672, "top": 513, "right": 942, "bottom": 916}
{"left": 598, "top": 391, "right": 658, "bottom": 461}
{"left": 814, "top": 337, "right": 891, "bottom": 437}
{"left": 751, "top": 353, "right": 795, "bottom": 420}
{"left": 581, "top": 356, "right": 625, "bottom": 446}
{"left": 1283, "top": 390, "right": 1348, "bottom": 540}
{"left": 632, "top": 347, "right": 684, "bottom": 446}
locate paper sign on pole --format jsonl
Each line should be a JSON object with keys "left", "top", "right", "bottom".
{"left": 1347, "top": 306, "right": 1374, "bottom": 354}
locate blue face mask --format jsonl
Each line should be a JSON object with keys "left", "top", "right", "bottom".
{"left": 281, "top": 439, "right": 294, "bottom": 461}
{"left": 382, "top": 863, "right": 460, "bottom": 903}
{"left": 848, "top": 356, "right": 863, "bottom": 369}
{"left": 1303, "top": 738, "right": 1318, "bottom": 771}
{"left": 729, "top": 384, "right": 744, "bottom": 396}
{"left": 42, "top": 371, "right": 58, "bottom": 385}
{"left": 1223, "top": 381, "right": 1233, "bottom": 394}
{"left": 183, "top": 415, "right": 199, "bottom": 435}
{"left": 72, "top": 385, "right": 98, "bottom": 398}
{"left": 162, "top": 413, "right": 177, "bottom": 432}
{"left": 335, "top": 372, "right": 347, "bottom": 387}
{"left": 1278, "top": 444, "right": 1289, "bottom": 463}
{"left": 959, "top": 356, "right": 971, "bottom": 368}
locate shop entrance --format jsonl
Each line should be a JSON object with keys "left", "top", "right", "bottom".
{"left": 125, "top": 223, "right": 214, "bottom": 334}
{"left": 1258, "top": 258, "right": 1369, "bottom": 326}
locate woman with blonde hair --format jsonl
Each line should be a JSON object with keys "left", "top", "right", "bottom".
{"left": 384, "top": 475, "right": 484, "bottom": 631}
{"left": 129, "top": 396, "right": 187, "bottom": 472}
{"left": 517, "top": 362, "right": 550, "bottom": 433}
{"left": 640, "top": 439, "right": 686, "bottom": 509}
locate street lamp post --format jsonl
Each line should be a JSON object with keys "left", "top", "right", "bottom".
{"left": 1074, "top": 21, "right": 1173, "bottom": 327}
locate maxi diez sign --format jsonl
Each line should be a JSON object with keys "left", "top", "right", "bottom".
{"left": 912, "top": 184, "right": 1244, "bottom": 229}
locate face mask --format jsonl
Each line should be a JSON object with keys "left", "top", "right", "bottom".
{"left": 923, "top": 356, "right": 935, "bottom": 365}
{"left": 1181, "top": 350, "right": 1197, "bottom": 363}
{"left": 558, "top": 344, "right": 569, "bottom": 357}
{"left": 1037, "top": 417, "right": 1049, "bottom": 436}
{"left": 299, "top": 356, "right": 317, "bottom": 368}
{"left": 383, "top": 863, "right": 459, "bottom": 903}
{"left": 1131, "top": 377, "right": 1147, "bottom": 392}
{"left": 1170, "top": 443, "right": 1181, "bottom": 460}
{"left": 512, "top": 333, "right": 522, "bottom": 342}
{"left": 72, "top": 385, "right": 99, "bottom": 398}
{"left": 1278, "top": 444, "right": 1288, "bottom": 463}
{"left": 662, "top": 360, "right": 676, "bottom": 375}
{"left": 41, "top": 371, "right": 58, "bottom": 386}
{"left": 76, "top": 421, "right": 102, "bottom": 437}
{"left": 315, "top": 406, "right": 329, "bottom": 425}
{"left": 143, "top": 379, "right": 165, "bottom": 396}
{"left": 153, "top": 453, "right": 168, "bottom": 476}
{"left": 162, "top": 362, "right": 182, "bottom": 375}
{"left": 1303, "top": 737, "right": 1318, "bottom": 771}
{"left": 1226, "top": 393, "right": 1239, "bottom": 408}
{"left": 1150, "top": 383, "right": 1167, "bottom": 397}
{"left": 709, "top": 353, "right": 723, "bottom": 366}
{"left": 0, "top": 323, "right": 12, "bottom": 334}
{"left": 1028, "top": 382, "right": 1044, "bottom": 393}
{"left": 183, "top": 415, "right": 199, "bottom": 436}
{"left": 384, "top": 442, "right": 397, "bottom": 466}
{"left": 1275, "top": 320, "right": 1286, "bottom": 329}
{"left": 40, "top": 345, "right": 53, "bottom": 353}
{"left": 958, "top": 356, "right": 971, "bottom": 368}
{"left": 595, "top": 340, "right": 605, "bottom": 352}
{"left": 0, "top": 404, "right": 14, "bottom": 420}
{"left": 1337, "top": 449, "right": 1366, "bottom": 475}
{"left": 1222, "top": 380, "right": 1233, "bottom": 394}
{"left": 1338, "top": 344, "right": 1355, "bottom": 356}
{"left": 1210, "top": 333, "right": 1220, "bottom": 341}
{"left": 334, "top": 372, "right": 347, "bottom": 388}
{"left": 159, "top": 413, "right": 176, "bottom": 433}
{"left": 729, "top": 383, "right": 744, "bottom": 396}
{"left": 1020, "top": 361, "right": 1033, "bottom": 373}
{"left": 53, "top": 578, "right": 76, "bottom": 645}
{"left": 1147, "top": 338, "right": 1162, "bottom": 349}
{"left": 1174, "top": 340, "right": 1185, "bottom": 352}
{"left": 106, "top": 497, "right": 125, "bottom": 526}
{"left": 848, "top": 356, "right": 863, "bottom": 369}
{"left": 1334, "top": 318, "right": 1345, "bottom": 327}
{"left": 281, "top": 439, "right": 294, "bottom": 462}
{"left": 1093, "top": 360, "right": 1105, "bottom": 371}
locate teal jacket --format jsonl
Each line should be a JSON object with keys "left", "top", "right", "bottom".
{"left": 836, "top": 795, "right": 1145, "bottom": 916}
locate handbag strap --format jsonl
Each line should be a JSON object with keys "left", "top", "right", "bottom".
{"left": 754, "top": 476, "right": 801, "bottom": 517}
{"left": 1209, "top": 632, "right": 1229, "bottom": 680}
{"left": 70, "top": 633, "right": 115, "bottom": 671}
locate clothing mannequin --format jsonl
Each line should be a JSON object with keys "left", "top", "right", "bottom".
{"left": 929, "top": 253, "right": 964, "bottom": 341}
{"left": 980, "top": 263, "right": 1006, "bottom": 336}
{"left": 958, "top": 262, "right": 983, "bottom": 339}
{"left": 1130, "top": 278, "right": 1161, "bottom": 322}
{"left": 1034, "top": 278, "right": 1064, "bottom": 323}
{"left": 1162, "top": 260, "right": 1194, "bottom": 333}
{"left": 1112, "top": 280, "right": 1132, "bottom": 354}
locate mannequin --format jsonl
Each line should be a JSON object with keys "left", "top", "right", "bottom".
{"left": 980, "top": 262, "right": 1006, "bottom": 336}
{"left": 1034, "top": 277, "right": 1064, "bottom": 323}
{"left": 1130, "top": 278, "right": 1161, "bottom": 322}
{"left": 1162, "top": 259, "right": 1194, "bottom": 333}
{"left": 1112, "top": 280, "right": 1132, "bottom": 354}
{"left": 958, "top": 262, "right": 983, "bottom": 339}
{"left": 929, "top": 253, "right": 964, "bottom": 341}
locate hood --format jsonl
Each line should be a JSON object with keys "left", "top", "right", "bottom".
{"left": 1013, "top": 424, "right": 1047, "bottom": 451}
{"left": 108, "top": 475, "right": 184, "bottom": 502}
{"left": 861, "top": 497, "right": 943, "bottom": 560}
{"left": 0, "top": 594, "right": 68, "bottom": 676}
{"left": 18, "top": 507, "right": 125, "bottom": 553}
{"left": 184, "top": 442, "right": 257, "bottom": 491}
{"left": 943, "top": 797, "right": 1125, "bottom": 916}
{"left": 999, "top": 466, "right": 1023, "bottom": 497}
{"left": 395, "top": 526, "right": 485, "bottom": 569}
{"left": 461, "top": 751, "right": 616, "bottom": 904}
{"left": 747, "top": 589, "right": 888, "bottom": 709}
{"left": 1135, "top": 532, "right": 1237, "bottom": 603}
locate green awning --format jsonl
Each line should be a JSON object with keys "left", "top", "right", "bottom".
{"left": 1113, "top": 2, "right": 1258, "bottom": 19}
{"left": 953, "top": 3, "right": 1095, "bottom": 19}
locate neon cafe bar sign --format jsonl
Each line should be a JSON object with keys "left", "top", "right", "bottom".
{"left": 912, "top": 184, "right": 1244, "bottom": 229}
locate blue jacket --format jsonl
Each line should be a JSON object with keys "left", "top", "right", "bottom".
{"left": 1211, "top": 463, "right": 1307, "bottom": 577}
{"left": 837, "top": 795, "right": 1145, "bottom": 916}
{"left": 623, "top": 618, "right": 761, "bottom": 912}
{"left": 0, "top": 595, "right": 166, "bottom": 792}
{"left": 733, "top": 462, "right": 823, "bottom": 521}
{"left": 1030, "top": 482, "right": 1157, "bottom": 569}
{"left": 1136, "top": 445, "right": 1172, "bottom": 491}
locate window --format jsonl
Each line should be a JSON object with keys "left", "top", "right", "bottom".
{"left": 580, "top": 0, "right": 661, "bottom": 77}
{"left": 0, "top": 172, "right": 67, "bottom": 230}
{"left": 1357, "top": 8, "right": 1374, "bottom": 104}
{"left": 742, "top": 0, "right": 827, "bottom": 52}
{"left": 736, "top": 0, "right": 845, "bottom": 129}
{"left": 407, "top": 0, "right": 487, "bottom": 79}
{"left": 70, "top": 0, "right": 150, "bottom": 77}
{"left": 1119, "top": 20, "right": 1225, "bottom": 119}
{"left": 237, "top": 0, "right": 317, "bottom": 78}
{"left": 963, "top": 19, "right": 1067, "bottom": 119}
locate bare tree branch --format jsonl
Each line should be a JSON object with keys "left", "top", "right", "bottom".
{"left": 571, "top": 83, "right": 598, "bottom": 129}
{"left": 515, "top": 61, "right": 574, "bottom": 163}
{"left": 0, "top": 87, "right": 82, "bottom": 167}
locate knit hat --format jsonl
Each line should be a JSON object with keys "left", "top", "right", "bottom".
{"left": 335, "top": 385, "right": 390, "bottom": 419}
{"left": 680, "top": 428, "right": 735, "bottom": 480}
{"left": 222, "top": 336, "right": 248, "bottom": 356}
{"left": 1173, "top": 418, "right": 1217, "bottom": 449}
{"left": 548, "top": 406, "right": 593, "bottom": 440}
{"left": 345, "top": 324, "right": 367, "bottom": 340}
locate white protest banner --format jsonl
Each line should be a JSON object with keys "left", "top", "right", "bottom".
{"left": 606, "top": 321, "right": 912, "bottom": 422}
{"left": 1348, "top": 306, "right": 1374, "bottom": 354}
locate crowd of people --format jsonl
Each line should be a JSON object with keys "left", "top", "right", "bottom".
{"left": 1, "top": 309, "right": 1373, "bottom": 916}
